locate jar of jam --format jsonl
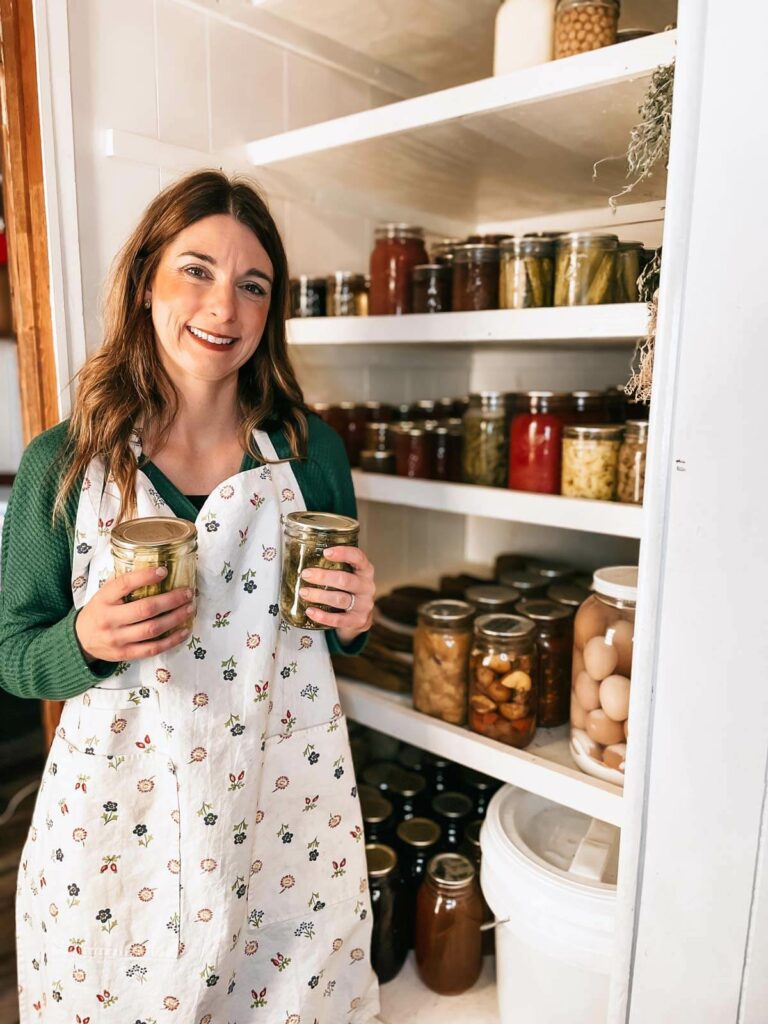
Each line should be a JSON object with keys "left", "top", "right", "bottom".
{"left": 462, "top": 391, "right": 508, "bottom": 487}
{"left": 359, "top": 450, "right": 395, "bottom": 474}
{"left": 452, "top": 244, "right": 500, "bottom": 311}
{"left": 311, "top": 402, "right": 346, "bottom": 436}
{"left": 413, "top": 599, "right": 474, "bottom": 725}
{"left": 369, "top": 223, "right": 428, "bottom": 315}
{"left": 617, "top": 420, "right": 648, "bottom": 504}
{"left": 554, "top": 232, "right": 618, "bottom": 306}
{"left": 412, "top": 263, "right": 452, "bottom": 313}
{"left": 614, "top": 241, "right": 644, "bottom": 303}
{"left": 366, "top": 844, "right": 409, "bottom": 983}
{"left": 464, "top": 584, "right": 521, "bottom": 616}
{"left": 337, "top": 402, "right": 367, "bottom": 468}
{"left": 364, "top": 401, "right": 393, "bottom": 423}
{"left": 415, "top": 853, "right": 484, "bottom": 995}
{"left": 497, "top": 568, "right": 549, "bottom": 600}
{"left": 469, "top": 614, "right": 538, "bottom": 747}
{"left": 326, "top": 271, "right": 368, "bottom": 316}
{"left": 431, "top": 238, "right": 461, "bottom": 265}
{"left": 460, "top": 768, "right": 499, "bottom": 819}
{"left": 499, "top": 236, "right": 555, "bottom": 308}
{"left": 566, "top": 390, "right": 610, "bottom": 425}
{"left": 445, "top": 419, "right": 464, "bottom": 482}
{"left": 360, "top": 789, "right": 395, "bottom": 845}
{"left": 289, "top": 275, "right": 326, "bottom": 318}
{"left": 431, "top": 791, "right": 474, "bottom": 851}
{"left": 392, "top": 425, "right": 436, "bottom": 479}
{"left": 389, "top": 770, "right": 428, "bottom": 820}
{"left": 279, "top": 512, "right": 359, "bottom": 629}
{"left": 508, "top": 390, "right": 568, "bottom": 494}
{"left": 516, "top": 598, "right": 573, "bottom": 728}
{"left": 396, "top": 817, "right": 442, "bottom": 947}
{"left": 364, "top": 421, "right": 390, "bottom": 452}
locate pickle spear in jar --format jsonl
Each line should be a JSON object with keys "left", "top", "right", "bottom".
{"left": 280, "top": 511, "right": 359, "bottom": 630}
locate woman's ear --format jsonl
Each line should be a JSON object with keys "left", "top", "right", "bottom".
{"left": 144, "top": 292, "right": 152, "bottom": 310}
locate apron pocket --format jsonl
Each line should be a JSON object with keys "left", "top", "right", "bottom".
{"left": 246, "top": 713, "right": 367, "bottom": 931}
{"left": 25, "top": 733, "right": 182, "bottom": 960}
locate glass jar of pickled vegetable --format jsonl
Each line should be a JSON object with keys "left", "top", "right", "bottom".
{"left": 508, "top": 390, "right": 568, "bottom": 494}
{"left": 571, "top": 566, "right": 636, "bottom": 785}
{"left": 396, "top": 817, "right": 442, "bottom": 948}
{"left": 617, "top": 420, "right": 648, "bottom": 504}
{"left": 452, "top": 244, "right": 501, "bottom": 311}
{"left": 462, "top": 391, "right": 508, "bottom": 487}
{"left": 413, "top": 599, "right": 474, "bottom": 725}
{"left": 289, "top": 275, "right": 326, "bottom": 318}
{"left": 554, "top": 232, "right": 618, "bottom": 306}
{"left": 412, "top": 263, "right": 452, "bottom": 313}
{"left": 614, "top": 241, "right": 644, "bottom": 303}
{"left": 499, "top": 236, "right": 555, "bottom": 308}
{"left": 561, "top": 424, "right": 623, "bottom": 500}
{"left": 554, "top": 0, "right": 619, "bottom": 59}
{"left": 279, "top": 511, "right": 359, "bottom": 629}
{"left": 366, "top": 843, "right": 409, "bottom": 983}
{"left": 566, "top": 390, "right": 609, "bottom": 425}
{"left": 326, "top": 271, "right": 368, "bottom": 316}
{"left": 111, "top": 518, "right": 198, "bottom": 634}
{"left": 516, "top": 598, "right": 573, "bottom": 728}
{"left": 469, "top": 614, "right": 538, "bottom": 747}
{"left": 369, "top": 223, "right": 428, "bottom": 315}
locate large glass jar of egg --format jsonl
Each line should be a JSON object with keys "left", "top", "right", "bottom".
{"left": 570, "top": 566, "right": 637, "bottom": 785}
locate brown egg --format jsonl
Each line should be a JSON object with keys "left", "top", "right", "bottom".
{"left": 570, "top": 692, "right": 587, "bottom": 730}
{"left": 599, "top": 674, "right": 631, "bottom": 722}
{"left": 574, "top": 598, "right": 609, "bottom": 649}
{"left": 574, "top": 671, "right": 601, "bottom": 712}
{"left": 586, "top": 709, "right": 625, "bottom": 747}
{"left": 583, "top": 636, "right": 618, "bottom": 682}
{"left": 603, "top": 743, "right": 627, "bottom": 771}
{"left": 571, "top": 648, "right": 585, "bottom": 686}
{"left": 608, "top": 618, "right": 634, "bottom": 676}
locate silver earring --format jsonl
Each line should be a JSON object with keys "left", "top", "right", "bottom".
{"left": 144, "top": 300, "right": 151, "bottom": 309}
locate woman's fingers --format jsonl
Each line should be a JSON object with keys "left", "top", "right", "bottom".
{"left": 111, "top": 585, "right": 194, "bottom": 627}
{"left": 324, "top": 546, "right": 373, "bottom": 577}
{"left": 117, "top": 601, "right": 195, "bottom": 645}
{"left": 120, "top": 625, "right": 192, "bottom": 663}
{"left": 101, "top": 565, "right": 169, "bottom": 603}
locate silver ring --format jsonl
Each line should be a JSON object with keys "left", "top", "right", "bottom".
{"left": 345, "top": 592, "right": 356, "bottom": 613}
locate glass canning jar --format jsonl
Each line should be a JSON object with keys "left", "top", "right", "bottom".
{"left": 339, "top": 401, "right": 367, "bottom": 468}
{"left": 369, "top": 223, "right": 428, "bottom": 315}
{"left": 497, "top": 568, "right": 549, "bottom": 600}
{"left": 289, "top": 275, "right": 326, "bottom": 317}
{"left": 389, "top": 770, "right": 428, "bottom": 820}
{"left": 566, "top": 390, "right": 610, "bottom": 425}
{"left": 445, "top": 419, "right": 464, "bottom": 482}
{"left": 562, "top": 424, "right": 623, "bottom": 500}
{"left": 614, "top": 241, "right": 644, "bottom": 303}
{"left": 617, "top": 420, "right": 648, "bottom": 504}
{"left": 415, "top": 853, "right": 484, "bottom": 995}
{"left": 460, "top": 768, "right": 499, "bottom": 819}
{"left": 469, "top": 613, "right": 538, "bottom": 748}
{"left": 460, "top": 818, "right": 495, "bottom": 956}
{"left": 366, "top": 844, "right": 409, "bottom": 983}
{"left": 311, "top": 402, "right": 346, "bottom": 435}
{"left": 516, "top": 598, "right": 573, "bottom": 728}
{"left": 462, "top": 391, "right": 508, "bottom": 487}
{"left": 360, "top": 789, "right": 395, "bottom": 845}
{"left": 571, "top": 566, "right": 637, "bottom": 785}
{"left": 431, "top": 237, "right": 462, "bottom": 264}
{"left": 364, "top": 400, "right": 393, "bottom": 423}
{"left": 508, "top": 390, "right": 568, "bottom": 494}
{"left": 111, "top": 518, "right": 197, "bottom": 634}
{"left": 365, "top": 421, "right": 390, "bottom": 452}
{"left": 452, "top": 244, "right": 501, "bottom": 311}
{"left": 392, "top": 425, "right": 436, "bottom": 479}
{"left": 396, "top": 817, "right": 442, "bottom": 948}
{"left": 279, "top": 511, "right": 359, "bottom": 629}
{"left": 413, "top": 599, "right": 474, "bottom": 725}
{"left": 465, "top": 584, "right": 521, "bottom": 616}
{"left": 554, "top": 0, "right": 619, "bottom": 58}
{"left": 360, "top": 450, "right": 395, "bottom": 474}
{"left": 326, "top": 271, "right": 368, "bottom": 316}
{"left": 554, "top": 232, "right": 618, "bottom": 306}
{"left": 431, "top": 792, "right": 474, "bottom": 851}
{"left": 499, "top": 236, "right": 555, "bottom": 308}
{"left": 412, "top": 263, "right": 452, "bottom": 313}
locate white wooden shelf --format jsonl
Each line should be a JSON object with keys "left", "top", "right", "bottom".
{"left": 352, "top": 471, "right": 643, "bottom": 539}
{"left": 379, "top": 952, "right": 499, "bottom": 1023}
{"left": 339, "top": 678, "right": 624, "bottom": 827}
{"left": 247, "top": 32, "right": 676, "bottom": 225}
{"left": 288, "top": 303, "right": 648, "bottom": 346}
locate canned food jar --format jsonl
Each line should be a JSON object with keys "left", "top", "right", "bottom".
{"left": 360, "top": 790, "right": 395, "bottom": 845}
{"left": 499, "top": 236, "right": 555, "bottom": 309}
{"left": 366, "top": 844, "right": 409, "bottom": 984}
{"left": 614, "top": 241, "right": 645, "bottom": 303}
{"left": 566, "top": 390, "right": 610, "bottom": 425}
{"left": 360, "top": 450, "right": 396, "bottom": 474}
{"left": 516, "top": 598, "right": 573, "bottom": 727}
{"left": 413, "top": 600, "right": 474, "bottom": 725}
{"left": 326, "top": 271, "right": 368, "bottom": 316}
{"left": 431, "top": 791, "right": 474, "bottom": 851}
{"left": 571, "top": 566, "right": 637, "bottom": 785}
{"left": 412, "top": 263, "right": 452, "bottom": 313}
{"left": 431, "top": 238, "right": 462, "bottom": 265}
{"left": 547, "top": 581, "right": 591, "bottom": 610}
{"left": 364, "top": 421, "right": 391, "bottom": 452}
{"left": 617, "top": 420, "right": 648, "bottom": 504}
{"left": 525, "top": 558, "right": 574, "bottom": 582}
{"left": 469, "top": 614, "right": 538, "bottom": 748}
{"left": 462, "top": 391, "right": 508, "bottom": 487}
{"left": 465, "top": 584, "right": 521, "bottom": 616}
{"left": 392, "top": 425, "right": 436, "bottom": 479}
{"left": 364, "top": 401, "right": 393, "bottom": 423}
{"left": 508, "top": 390, "right": 568, "bottom": 494}
{"left": 396, "top": 817, "right": 442, "bottom": 948}
{"left": 445, "top": 419, "right": 464, "bottom": 482}
{"left": 279, "top": 511, "right": 359, "bottom": 630}
{"left": 497, "top": 568, "right": 548, "bottom": 600}
{"left": 452, "top": 244, "right": 501, "bottom": 311}
{"left": 554, "top": 0, "right": 619, "bottom": 59}
{"left": 311, "top": 402, "right": 346, "bottom": 435}
{"left": 339, "top": 401, "right": 367, "bottom": 468}
{"left": 289, "top": 275, "right": 326, "bottom": 318}
{"left": 562, "top": 424, "right": 623, "bottom": 500}
{"left": 369, "top": 223, "right": 428, "bottom": 315}
{"left": 460, "top": 768, "right": 499, "bottom": 819}
{"left": 111, "top": 518, "right": 197, "bottom": 634}
{"left": 554, "top": 232, "right": 618, "bottom": 306}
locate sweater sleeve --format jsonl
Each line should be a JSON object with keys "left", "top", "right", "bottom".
{"left": 0, "top": 423, "right": 115, "bottom": 701}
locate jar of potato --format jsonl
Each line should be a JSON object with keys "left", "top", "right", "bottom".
{"left": 413, "top": 600, "right": 475, "bottom": 725}
{"left": 554, "top": 232, "right": 618, "bottom": 306}
{"left": 561, "top": 424, "right": 623, "bottom": 500}
{"left": 468, "top": 614, "right": 538, "bottom": 748}
{"left": 554, "top": 0, "right": 619, "bottom": 59}
{"left": 617, "top": 420, "right": 648, "bottom": 504}
{"left": 570, "top": 566, "right": 636, "bottom": 785}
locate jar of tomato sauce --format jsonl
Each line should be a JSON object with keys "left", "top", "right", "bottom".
{"left": 369, "top": 224, "right": 428, "bottom": 315}
{"left": 508, "top": 390, "right": 568, "bottom": 494}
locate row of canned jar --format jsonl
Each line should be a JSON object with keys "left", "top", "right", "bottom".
{"left": 291, "top": 228, "right": 660, "bottom": 318}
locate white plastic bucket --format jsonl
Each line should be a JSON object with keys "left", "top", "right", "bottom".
{"left": 480, "top": 785, "right": 619, "bottom": 1024}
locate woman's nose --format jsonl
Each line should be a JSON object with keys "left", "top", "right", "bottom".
{"left": 206, "top": 280, "right": 237, "bottom": 323}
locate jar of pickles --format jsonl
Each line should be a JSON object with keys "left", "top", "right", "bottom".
{"left": 617, "top": 420, "right": 648, "bottom": 504}
{"left": 462, "top": 392, "right": 508, "bottom": 487}
{"left": 508, "top": 390, "right": 567, "bottom": 493}
{"left": 289, "top": 275, "right": 326, "bottom": 318}
{"left": 326, "top": 271, "right": 368, "bottom": 316}
{"left": 516, "top": 598, "right": 573, "bottom": 728}
{"left": 554, "top": 0, "right": 619, "bottom": 59}
{"left": 499, "top": 236, "right": 555, "bottom": 308}
{"left": 366, "top": 844, "right": 409, "bottom": 983}
{"left": 413, "top": 600, "right": 474, "bottom": 725}
{"left": 452, "top": 244, "right": 501, "bottom": 311}
{"left": 279, "top": 511, "right": 359, "bottom": 629}
{"left": 554, "top": 232, "right": 618, "bottom": 306}
{"left": 369, "top": 223, "right": 428, "bottom": 315}
{"left": 562, "top": 424, "right": 623, "bottom": 500}
{"left": 412, "top": 263, "right": 452, "bottom": 313}
{"left": 614, "top": 241, "right": 644, "bottom": 303}
{"left": 469, "top": 614, "right": 538, "bottom": 748}
{"left": 571, "top": 566, "right": 636, "bottom": 784}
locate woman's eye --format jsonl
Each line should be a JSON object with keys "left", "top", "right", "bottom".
{"left": 184, "top": 265, "right": 209, "bottom": 280}
{"left": 242, "top": 282, "right": 267, "bottom": 297}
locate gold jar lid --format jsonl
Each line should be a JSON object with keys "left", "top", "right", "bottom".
{"left": 396, "top": 817, "right": 441, "bottom": 848}
{"left": 474, "top": 613, "right": 536, "bottom": 640}
{"left": 282, "top": 511, "right": 359, "bottom": 538}
{"left": 365, "top": 843, "right": 398, "bottom": 878}
{"left": 427, "top": 852, "right": 475, "bottom": 888}
{"left": 111, "top": 517, "right": 197, "bottom": 555}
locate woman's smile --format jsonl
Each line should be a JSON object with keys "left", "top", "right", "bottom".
{"left": 186, "top": 323, "right": 241, "bottom": 350}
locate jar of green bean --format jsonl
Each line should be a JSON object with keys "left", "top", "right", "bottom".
{"left": 462, "top": 392, "right": 508, "bottom": 487}
{"left": 499, "top": 236, "right": 554, "bottom": 309}
{"left": 280, "top": 511, "right": 359, "bottom": 630}
{"left": 554, "top": 232, "right": 618, "bottom": 306}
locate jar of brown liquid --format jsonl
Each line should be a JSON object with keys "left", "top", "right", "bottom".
{"left": 452, "top": 244, "right": 500, "bottom": 311}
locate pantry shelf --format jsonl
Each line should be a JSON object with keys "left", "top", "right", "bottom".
{"left": 338, "top": 678, "right": 623, "bottom": 826}
{"left": 288, "top": 303, "right": 648, "bottom": 346}
{"left": 352, "top": 471, "right": 643, "bottom": 539}
{"left": 247, "top": 31, "right": 676, "bottom": 226}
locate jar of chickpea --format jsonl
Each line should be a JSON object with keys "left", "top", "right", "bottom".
{"left": 554, "top": 0, "right": 619, "bottom": 59}
{"left": 468, "top": 614, "right": 538, "bottom": 748}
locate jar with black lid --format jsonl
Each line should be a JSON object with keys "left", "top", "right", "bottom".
{"left": 410, "top": 399, "right": 437, "bottom": 421}
{"left": 547, "top": 581, "right": 591, "bottom": 610}
{"left": 289, "top": 275, "right": 326, "bottom": 318}
{"left": 516, "top": 598, "right": 573, "bottom": 728}
{"left": 497, "top": 568, "right": 549, "bottom": 599}
{"left": 366, "top": 843, "right": 409, "bottom": 983}
{"left": 460, "top": 768, "right": 499, "bottom": 819}
{"left": 434, "top": 397, "right": 456, "bottom": 420}
{"left": 389, "top": 770, "right": 428, "bottom": 820}
{"left": 554, "top": 232, "right": 618, "bottom": 306}
{"left": 360, "top": 790, "right": 395, "bottom": 845}
{"left": 499, "top": 236, "right": 555, "bottom": 309}
{"left": 452, "top": 244, "right": 501, "bottom": 311}
{"left": 431, "top": 791, "right": 474, "bottom": 851}
{"left": 396, "top": 817, "right": 442, "bottom": 947}
{"left": 326, "top": 271, "right": 368, "bottom": 316}
{"left": 412, "top": 263, "right": 452, "bottom": 313}
{"left": 567, "top": 390, "right": 610, "bottom": 425}
{"left": 465, "top": 584, "right": 521, "bottom": 616}
{"left": 494, "top": 552, "right": 526, "bottom": 578}
{"left": 462, "top": 391, "right": 507, "bottom": 487}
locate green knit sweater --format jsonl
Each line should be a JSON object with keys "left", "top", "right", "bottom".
{"left": 0, "top": 415, "right": 366, "bottom": 701}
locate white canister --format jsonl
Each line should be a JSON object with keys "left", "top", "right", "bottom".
{"left": 494, "top": 0, "right": 556, "bottom": 75}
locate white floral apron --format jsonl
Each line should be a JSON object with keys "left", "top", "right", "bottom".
{"left": 15, "top": 429, "right": 379, "bottom": 1024}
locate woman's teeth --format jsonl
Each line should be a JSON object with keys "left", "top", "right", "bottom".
{"left": 187, "top": 325, "right": 237, "bottom": 346}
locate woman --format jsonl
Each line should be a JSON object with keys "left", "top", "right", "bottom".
{"left": 2, "top": 170, "right": 380, "bottom": 1023}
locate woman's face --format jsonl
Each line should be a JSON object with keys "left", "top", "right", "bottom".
{"left": 147, "top": 213, "right": 274, "bottom": 384}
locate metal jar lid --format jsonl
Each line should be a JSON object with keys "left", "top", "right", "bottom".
{"left": 453, "top": 243, "right": 501, "bottom": 263}
{"left": 474, "top": 613, "right": 536, "bottom": 640}
{"left": 465, "top": 584, "right": 521, "bottom": 610}
{"left": 390, "top": 770, "right": 427, "bottom": 799}
{"left": 432, "top": 791, "right": 474, "bottom": 820}
{"left": 111, "top": 517, "right": 197, "bottom": 554}
{"left": 468, "top": 391, "right": 505, "bottom": 410}
{"left": 556, "top": 232, "right": 619, "bottom": 249}
{"left": 525, "top": 559, "right": 574, "bottom": 580}
{"left": 328, "top": 270, "right": 366, "bottom": 287}
{"left": 547, "top": 581, "right": 591, "bottom": 608}
{"left": 624, "top": 419, "right": 649, "bottom": 441}
{"left": 515, "top": 598, "right": 572, "bottom": 623}
{"left": 563, "top": 425, "right": 624, "bottom": 441}
{"left": 362, "top": 762, "right": 402, "bottom": 793}
{"left": 418, "top": 599, "right": 475, "bottom": 628}
{"left": 375, "top": 223, "right": 424, "bottom": 240}
{"left": 499, "top": 236, "right": 554, "bottom": 257}
{"left": 396, "top": 817, "right": 442, "bottom": 848}
{"left": 365, "top": 843, "right": 398, "bottom": 878}
{"left": 498, "top": 569, "right": 547, "bottom": 593}
{"left": 426, "top": 851, "right": 476, "bottom": 887}
{"left": 412, "top": 263, "right": 450, "bottom": 280}
{"left": 282, "top": 511, "right": 359, "bottom": 538}
{"left": 360, "top": 790, "right": 394, "bottom": 825}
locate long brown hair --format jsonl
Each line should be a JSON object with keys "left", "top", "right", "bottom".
{"left": 55, "top": 170, "right": 307, "bottom": 521}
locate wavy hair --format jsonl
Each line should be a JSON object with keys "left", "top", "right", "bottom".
{"left": 55, "top": 170, "right": 307, "bottom": 521}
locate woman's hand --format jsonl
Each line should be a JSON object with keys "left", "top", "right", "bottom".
{"left": 75, "top": 566, "right": 195, "bottom": 665}
{"left": 300, "top": 546, "right": 375, "bottom": 645}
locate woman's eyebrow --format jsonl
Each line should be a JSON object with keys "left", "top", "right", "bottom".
{"left": 177, "top": 250, "right": 273, "bottom": 284}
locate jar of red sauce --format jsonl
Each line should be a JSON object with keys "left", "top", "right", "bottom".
{"left": 392, "top": 425, "right": 436, "bottom": 479}
{"left": 370, "top": 224, "right": 428, "bottom": 315}
{"left": 508, "top": 390, "right": 568, "bottom": 494}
